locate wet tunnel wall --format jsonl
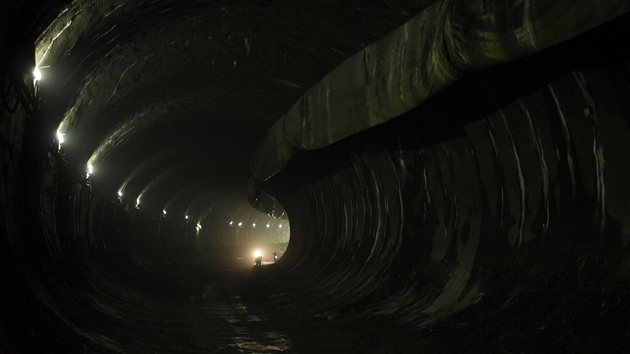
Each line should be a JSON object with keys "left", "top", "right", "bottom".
{"left": 1, "top": 2, "right": 630, "bottom": 353}
{"left": 0, "top": 123, "right": 199, "bottom": 350}
{"left": 255, "top": 14, "right": 630, "bottom": 324}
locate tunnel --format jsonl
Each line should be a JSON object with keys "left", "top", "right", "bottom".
{"left": 2, "top": 0, "right": 630, "bottom": 352}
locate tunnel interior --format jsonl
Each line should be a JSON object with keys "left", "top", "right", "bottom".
{"left": 2, "top": 0, "right": 630, "bottom": 353}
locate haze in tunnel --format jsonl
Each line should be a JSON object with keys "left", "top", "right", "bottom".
{"left": 2, "top": 0, "right": 630, "bottom": 353}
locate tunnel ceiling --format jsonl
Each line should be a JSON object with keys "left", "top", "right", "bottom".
{"left": 33, "top": 0, "right": 433, "bottom": 219}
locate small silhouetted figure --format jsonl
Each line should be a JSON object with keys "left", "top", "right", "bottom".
{"left": 255, "top": 255, "right": 262, "bottom": 266}
{"left": 271, "top": 251, "right": 278, "bottom": 262}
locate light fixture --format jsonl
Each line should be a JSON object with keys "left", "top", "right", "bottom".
{"left": 279, "top": 224, "right": 283, "bottom": 228}
{"left": 253, "top": 223, "right": 256, "bottom": 227}
{"left": 33, "top": 67, "right": 42, "bottom": 81}
{"left": 162, "top": 210, "right": 167, "bottom": 215}
{"left": 56, "top": 130, "right": 64, "bottom": 144}
{"left": 85, "top": 162, "right": 94, "bottom": 177}
{"left": 196, "top": 223, "right": 202, "bottom": 230}
{"left": 238, "top": 222, "right": 242, "bottom": 227}
{"left": 266, "top": 224, "right": 270, "bottom": 228}
{"left": 185, "top": 215, "right": 189, "bottom": 220}
{"left": 117, "top": 191, "right": 123, "bottom": 197}
{"left": 229, "top": 221, "right": 233, "bottom": 225}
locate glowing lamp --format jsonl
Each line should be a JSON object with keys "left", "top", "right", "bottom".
{"left": 33, "top": 67, "right": 42, "bottom": 81}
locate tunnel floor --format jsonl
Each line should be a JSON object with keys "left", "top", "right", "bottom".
{"left": 107, "top": 274, "right": 292, "bottom": 353}
{"left": 67, "top": 244, "right": 630, "bottom": 354}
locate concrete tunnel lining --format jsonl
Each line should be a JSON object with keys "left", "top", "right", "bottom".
{"left": 2, "top": 0, "right": 630, "bottom": 352}
{"left": 249, "top": 0, "right": 630, "bottom": 181}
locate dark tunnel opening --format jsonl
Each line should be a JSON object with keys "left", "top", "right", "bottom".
{"left": 2, "top": 1, "right": 630, "bottom": 353}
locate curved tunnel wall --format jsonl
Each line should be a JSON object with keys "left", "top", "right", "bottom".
{"left": 249, "top": 0, "right": 630, "bottom": 181}
{"left": 1, "top": 124, "right": 200, "bottom": 350}
{"left": 259, "top": 15, "right": 630, "bottom": 323}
